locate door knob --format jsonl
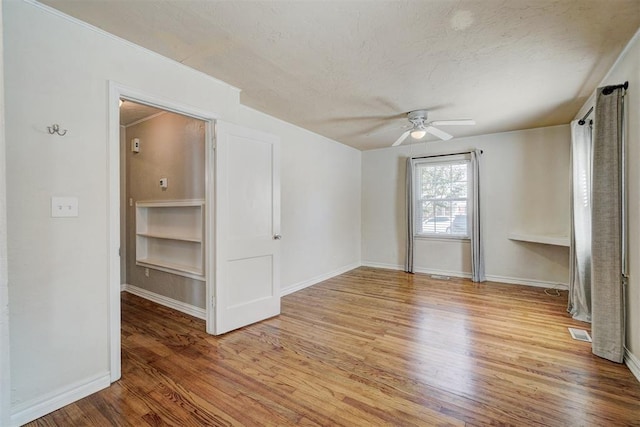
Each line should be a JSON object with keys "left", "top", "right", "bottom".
{"left": 273, "top": 234, "right": 282, "bottom": 240}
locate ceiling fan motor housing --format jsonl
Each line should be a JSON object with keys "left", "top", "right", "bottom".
{"left": 408, "top": 110, "right": 428, "bottom": 125}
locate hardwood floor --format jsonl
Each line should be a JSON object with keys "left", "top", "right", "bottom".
{"left": 27, "top": 267, "right": 640, "bottom": 426}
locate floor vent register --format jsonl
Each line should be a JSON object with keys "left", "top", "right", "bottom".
{"left": 568, "top": 327, "right": 592, "bottom": 343}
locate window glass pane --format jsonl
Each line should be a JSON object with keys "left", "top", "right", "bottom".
{"left": 415, "top": 159, "right": 471, "bottom": 237}
{"left": 450, "top": 201, "right": 468, "bottom": 236}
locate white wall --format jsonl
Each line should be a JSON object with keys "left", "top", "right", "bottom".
{"left": 237, "top": 106, "right": 361, "bottom": 293}
{"left": 591, "top": 30, "right": 640, "bottom": 374}
{"left": 0, "top": 2, "right": 11, "bottom": 425}
{"left": 362, "top": 125, "right": 571, "bottom": 287}
{"left": 4, "top": 1, "right": 363, "bottom": 423}
{"left": 4, "top": 0, "right": 237, "bottom": 418}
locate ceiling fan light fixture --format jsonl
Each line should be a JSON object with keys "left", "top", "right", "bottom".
{"left": 410, "top": 128, "right": 427, "bottom": 139}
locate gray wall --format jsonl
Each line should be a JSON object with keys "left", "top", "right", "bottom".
{"left": 124, "top": 112, "right": 206, "bottom": 308}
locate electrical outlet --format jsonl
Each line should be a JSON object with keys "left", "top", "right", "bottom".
{"left": 145, "top": 268, "right": 149, "bottom": 277}
{"left": 159, "top": 178, "right": 168, "bottom": 189}
{"left": 131, "top": 138, "right": 140, "bottom": 153}
{"left": 51, "top": 197, "right": 79, "bottom": 217}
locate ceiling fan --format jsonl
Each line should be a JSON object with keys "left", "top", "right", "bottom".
{"left": 392, "top": 110, "right": 475, "bottom": 146}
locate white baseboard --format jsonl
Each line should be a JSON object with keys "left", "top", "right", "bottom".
{"left": 122, "top": 284, "right": 206, "bottom": 320}
{"left": 281, "top": 262, "right": 361, "bottom": 296}
{"left": 10, "top": 373, "right": 110, "bottom": 426}
{"left": 361, "top": 262, "right": 472, "bottom": 279}
{"left": 414, "top": 267, "right": 472, "bottom": 280}
{"left": 625, "top": 348, "right": 640, "bottom": 383}
{"left": 360, "top": 261, "right": 403, "bottom": 271}
{"left": 484, "top": 274, "right": 568, "bottom": 290}
{"left": 361, "top": 262, "right": 567, "bottom": 289}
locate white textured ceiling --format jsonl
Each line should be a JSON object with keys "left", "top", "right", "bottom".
{"left": 119, "top": 100, "right": 164, "bottom": 127}
{"left": 43, "top": 0, "right": 640, "bottom": 150}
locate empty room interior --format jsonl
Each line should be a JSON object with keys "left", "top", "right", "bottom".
{"left": 3, "top": 0, "right": 640, "bottom": 425}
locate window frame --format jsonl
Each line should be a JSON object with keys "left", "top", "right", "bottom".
{"left": 412, "top": 154, "right": 473, "bottom": 240}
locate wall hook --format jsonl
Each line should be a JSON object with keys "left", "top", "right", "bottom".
{"left": 47, "top": 124, "right": 67, "bottom": 136}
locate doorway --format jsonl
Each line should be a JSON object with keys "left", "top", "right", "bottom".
{"left": 108, "top": 82, "right": 216, "bottom": 382}
{"left": 108, "top": 83, "right": 282, "bottom": 383}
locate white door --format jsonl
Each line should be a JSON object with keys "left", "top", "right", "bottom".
{"left": 213, "top": 121, "right": 281, "bottom": 334}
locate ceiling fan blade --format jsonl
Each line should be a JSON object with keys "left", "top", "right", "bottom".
{"left": 327, "top": 113, "right": 407, "bottom": 123}
{"left": 425, "top": 126, "right": 453, "bottom": 141}
{"left": 430, "top": 119, "right": 476, "bottom": 126}
{"left": 392, "top": 130, "right": 411, "bottom": 146}
{"left": 366, "top": 122, "right": 411, "bottom": 136}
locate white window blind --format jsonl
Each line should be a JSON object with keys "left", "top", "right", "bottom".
{"left": 414, "top": 156, "right": 471, "bottom": 238}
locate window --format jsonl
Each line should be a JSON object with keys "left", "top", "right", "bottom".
{"left": 406, "top": 150, "right": 483, "bottom": 280}
{"left": 414, "top": 157, "right": 471, "bottom": 238}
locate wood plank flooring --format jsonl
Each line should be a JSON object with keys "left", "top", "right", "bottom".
{"left": 27, "top": 267, "right": 640, "bottom": 426}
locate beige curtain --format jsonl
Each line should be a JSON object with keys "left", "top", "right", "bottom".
{"left": 405, "top": 157, "right": 414, "bottom": 273}
{"left": 591, "top": 84, "right": 627, "bottom": 363}
{"left": 470, "top": 149, "right": 485, "bottom": 282}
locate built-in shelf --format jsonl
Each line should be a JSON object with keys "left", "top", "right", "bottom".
{"left": 136, "top": 258, "right": 205, "bottom": 280}
{"left": 508, "top": 232, "right": 570, "bottom": 247}
{"left": 136, "top": 232, "right": 202, "bottom": 243}
{"left": 136, "top": 200, "right": 205, "bottom": 280}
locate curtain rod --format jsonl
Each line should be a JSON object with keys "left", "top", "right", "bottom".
{"left": 602, "top": 81, "right": 629, "bottom": 95}
{"left": 411, "top": 149, "right": 483, "bottom": 160}
{"left": 578, "top": 81, "right": 629, "bottom": 125}
{"left": 578, "top": 107, "right": 593, "bottom": 126}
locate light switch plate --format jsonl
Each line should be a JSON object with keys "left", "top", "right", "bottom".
{"left": 51, "top": 197, "right": 79, "bottom": 217}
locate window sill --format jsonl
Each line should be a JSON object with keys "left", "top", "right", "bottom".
{"left": 414, "top": 235, "right": 471, "bottom": 242}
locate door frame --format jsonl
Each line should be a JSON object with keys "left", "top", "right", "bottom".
{"left": 107, "top": 81, "right": 218, "bottom": 382}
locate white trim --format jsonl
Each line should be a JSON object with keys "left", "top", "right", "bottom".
{"left": 0, "top": 3, "right": 10, "bottom": 424}
{"left": 415, "top": 267, "right": 472, "bottom": 280}
{"left": 10, "top": 373, "right": 110, "bottom": 427}
{"left": 123, "top": 110, "right": 167, "bottom": 128}
{"left": 361, "top": 262, "right": 472, "bottom": 280}
{"left": 23, "top": 0, "right": 240, "bottom": 94}
{"left": 204, "top": 119, "right": 215, "bottom": 334}
{"left": 361, "top": 261, "right": 404, "bottom": 271}
{"left": 484, "top": 274, "right": 568, "bottom": 290}
{"left": 107, "top": 82, "right": 122, "bottom": 383}
{"left": 625, "top": 348, "right": 640, "bottom": 383}
{"left": 361, "top": 262, "right": 568, "bottom": 289}
{"left": 108, "top": 81, "right": 217, "bottom": 383}
{"left": 114, "top": 84, "right": 219, "bottom": 122}
{"left": 280, "top": 262, "right": 360, "bottom": 296}
{"left": 122, "top": 284, "right": 206, "bottom": 320}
